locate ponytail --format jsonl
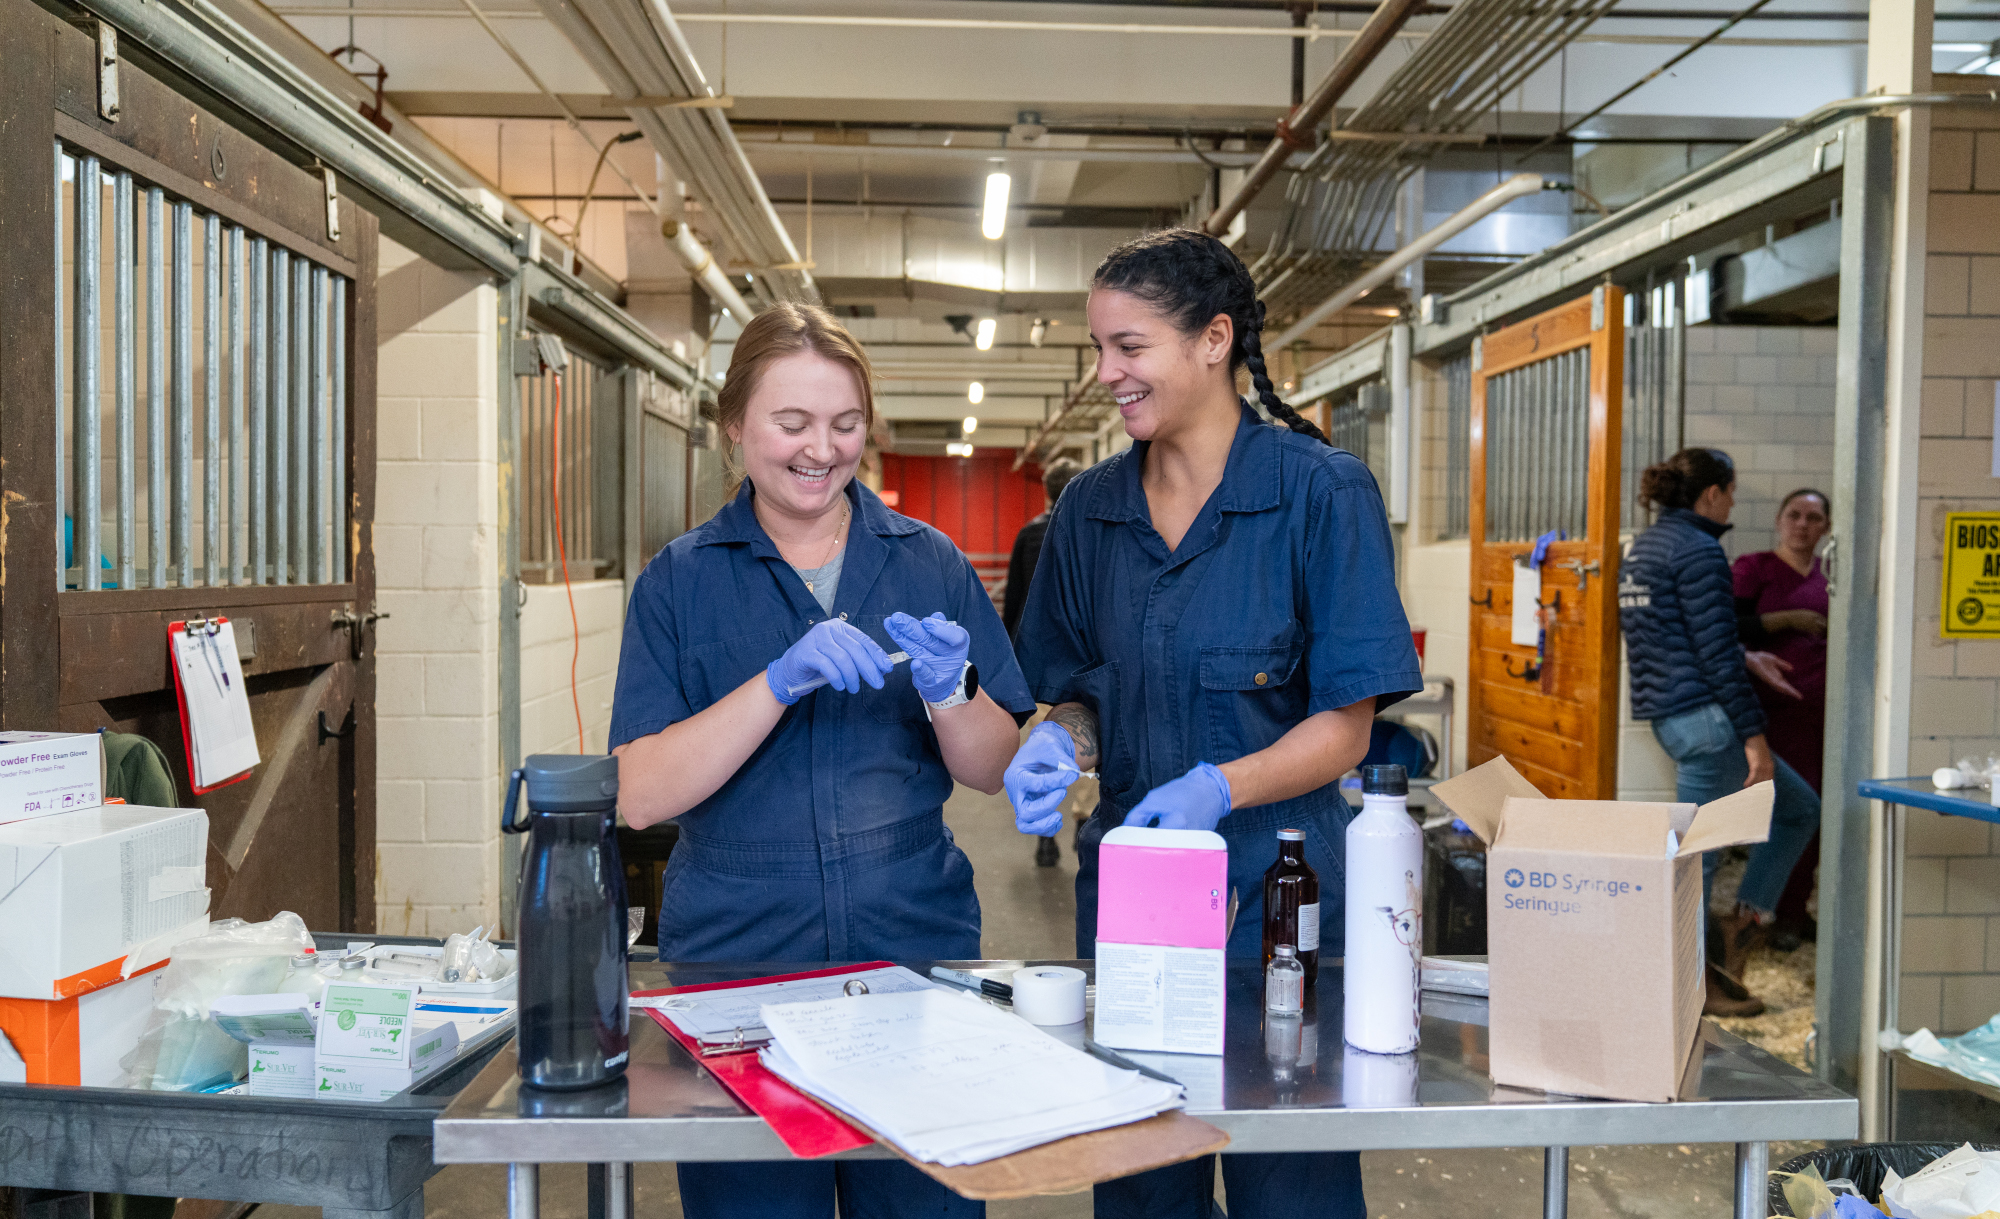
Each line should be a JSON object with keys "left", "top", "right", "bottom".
{"left": 1091, "top": 228, "right": 1329, "bottom": 447}
{"left": 1638, "top": 447, "right": 1735, "bottom": 512}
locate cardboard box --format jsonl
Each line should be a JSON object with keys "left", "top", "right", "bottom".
{"left": 0, "top": 965, "right": 163, "bottom": 1085}
{"left": 313, "top": 1021, "right": 459, "bottom": 1102}
{"left": 0, "top": 805, "right": 211, "bottom": 999}
{"left": 247, "top": 1040, "right": 318, "bottom": 1097}
{"left": 0, "top": 732, "right": 104, "bottom": 826}
{"left": 1093, "top": 826, "right": 1229, "bottom": 1056}
{"left": 1430, "top": 757, "right": 1772, "bottom": 1103}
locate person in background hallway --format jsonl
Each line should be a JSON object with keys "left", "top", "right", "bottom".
{"left": 1003, "top": 457, "right": 1084, "bottom": 867}
{"left": 1002, "top": 458, "right": 1083, "bottom": 641}
{"left": 1618, "top": 447, "right": 1820, "bottom": 1018}
{"left": 1734, "top": 488, "right": 1831, "bottom": 954}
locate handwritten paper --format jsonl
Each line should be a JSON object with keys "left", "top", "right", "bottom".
{"left": 758, "top": 989, "right": 1183, "bottom": 1166}
{"left": 170, "top": 620, "right": 259, "bottom": 788}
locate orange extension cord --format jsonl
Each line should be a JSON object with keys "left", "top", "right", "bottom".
{"left": 550, "top": 372, "right": 587, "bottom": 753}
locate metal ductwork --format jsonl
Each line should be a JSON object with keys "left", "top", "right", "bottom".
{"left": 535, "top": 0, "right": 813, "bottom": 306}
{"left": 1250, "top": 0, "right": 1618, "bottom": 320}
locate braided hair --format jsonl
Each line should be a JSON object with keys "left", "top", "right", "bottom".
{"left": 1091, "top": 229, "right": 1329, "bottom": 444}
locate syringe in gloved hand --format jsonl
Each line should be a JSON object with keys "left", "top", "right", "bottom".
{"left": 785, "top": 651, "right": 911, "bottom": 700}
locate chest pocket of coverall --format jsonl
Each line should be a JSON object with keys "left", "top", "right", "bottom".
{"left": 678, "top": 629, "right": 789, "bottom": 713}
{"left": 1200, "top": 641, "right": 1304, "bottom": 761}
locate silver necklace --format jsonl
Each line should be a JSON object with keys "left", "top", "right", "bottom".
{"left": 803, "top": 500, "right": 848, "bottom": 593}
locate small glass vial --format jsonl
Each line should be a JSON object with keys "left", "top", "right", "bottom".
{"left": 277, "top": 953, "right": 326, "bottom": 1005}
{"left": 1265, "top": 944, "right": 1305, "bottom": 1015}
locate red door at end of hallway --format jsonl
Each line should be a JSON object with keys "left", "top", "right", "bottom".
{"left": 879, "top": 451, "right": 1047, "bottom": 606}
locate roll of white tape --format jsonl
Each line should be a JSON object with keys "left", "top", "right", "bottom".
{"left": 1010, "top": 965, "right": 1087, "bottom": 1026}
{"left": 1936, "top": 766, "right": 1967, "bottom": 790}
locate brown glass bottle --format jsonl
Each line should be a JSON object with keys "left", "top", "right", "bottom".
{"left": 1262, "top": 828, "right": 1321, "bottom": 987}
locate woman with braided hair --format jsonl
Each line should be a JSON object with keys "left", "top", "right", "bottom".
{"left": 1003, "top": 228, "right": 1421, "bottom": 1218}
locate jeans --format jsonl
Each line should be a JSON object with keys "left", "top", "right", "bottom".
{"left": 1651, "top": 703, "right": 1820, "bottom": 914}
{"left": 1091, "top": 1150, "right": 1367, "bottom": 1219}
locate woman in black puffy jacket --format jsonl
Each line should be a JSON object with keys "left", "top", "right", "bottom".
{"left": 1617, "top": 447, "right": 1819, "bottom": 1016}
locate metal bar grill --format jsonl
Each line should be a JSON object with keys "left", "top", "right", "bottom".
{"left": 333, "top": 276, "right": 347, "bottom": 583}
{"left": 517, "top": 342, "right": 618, "bottom": 582}
{"left": 74, "top": 155, "right": 102, "bottom": 591}
{"left": 173, "top": 200, "right": 193, "bottom": 588}
{"left": 271, "top": 245, "right": 290, "bottom": 584}
{"left": 54, "top": 143, "right": 353, "bottom": 590}
{"left": 310, "top": 266, "right": 327, "bottom": 584}
{"left": 147, "top": 187, "right": 166, "bottom": 590}
{"left": 1483, "top": 347, "right": 1590, "bottom": 543}
{"left": 54, "top": 144, "right": 65, "bottom": 589}
{"left": 204, "top": 213, "right": 221, "bottom": 588}
{"left": 1443, "top": 354, "right": 1471, "bottom": 540}
{"left": 291, "top": 255, "right": 309, "bottom": 581}
{"left": 230, "top": 226, "right": 246, "bottom": 585}
{"left": 114, "top": 171, "right": 135, "bottom": 590}
{"left": 1623, "top": 280, "right": 1684, "bottom": 528}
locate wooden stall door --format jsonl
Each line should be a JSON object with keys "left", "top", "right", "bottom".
{"left": 1467, "top": 287, "right": 1624, "bottom": 799}
{"left": 0, "top": 2, "right": 378, "bottom": 932}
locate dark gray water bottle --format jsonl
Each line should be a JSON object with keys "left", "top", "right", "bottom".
{"left": 503, "top": 754, "right": 630, "bottom": 1091}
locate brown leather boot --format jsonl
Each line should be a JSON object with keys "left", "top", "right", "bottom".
{"left": 1718, "top": 904, "right": 1770, "bottom": 978}
{"left": 1704, "top": 962, "right": 1765, "bottom": 1017}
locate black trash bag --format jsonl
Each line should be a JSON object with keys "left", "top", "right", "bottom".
{"left": 1768, "top": 1142, "right": 2000, "bottom": 1215}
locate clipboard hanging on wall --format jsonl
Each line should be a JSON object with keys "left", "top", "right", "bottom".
{"left": 168, "top": 617, "right": 261, "bottom": 794}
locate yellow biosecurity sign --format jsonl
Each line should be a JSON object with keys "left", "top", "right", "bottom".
{"left": 1943, "top": 513, "right": 2000, "bottom": 638}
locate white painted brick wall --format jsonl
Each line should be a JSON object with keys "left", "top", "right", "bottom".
{"left": 371, "top": 235, "right": 503, "bottom": 939}
{"left": 520, "top": 579, "right": 625, "bottom": 757}
{"left": 1681, "top": 324, "right": 1840, "bottom": 560}
{"left": 1904, "top": 114, "right": 2000, "bottom": 1034}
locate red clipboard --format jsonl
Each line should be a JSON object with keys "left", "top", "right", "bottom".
{"left": 634, "top": 963, "right": 891, "bottom": 1159}
{"left": 167, "top": 618, "right": 255, "bottom": 795}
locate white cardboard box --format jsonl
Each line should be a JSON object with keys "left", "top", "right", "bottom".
{"left": 0, "top": 732, "right": 104, "bottom": 825}
{"left": 313, "top": 1021, "right": 459, "bottom": 1102}
{"left": 247, "top": 1040, "right": 318, "bottom": 1097}
{"left": 0, "top": 966, "right": 162, "bottom": 1085}
{"left": 0, "top": 804, "right": 210, "bottom": 999}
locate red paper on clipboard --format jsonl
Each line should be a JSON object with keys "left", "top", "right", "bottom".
{"left": 168, "top": 617, "right": 260, "bottom": 794}
{"left": 634, "top": 963, "right": 888, "bottom": 1159}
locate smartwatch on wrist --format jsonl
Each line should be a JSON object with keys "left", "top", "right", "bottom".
{"left": 923, "top": 663, "right": 979, "bottom": 715}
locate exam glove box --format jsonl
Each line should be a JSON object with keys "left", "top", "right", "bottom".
{"left": 1092, "top": 826, "right": 1229, "bottom": 1056}
{"left": 0, "top": 731, "right": 105, "bottom": 826}
{"left": 1431, "top": 757, "right": 1772, "bottom": 1103}
{"left": 0, "top": 965, "right": 163, "bottom": 1085}
{"left": 0, "top": 805, "right": 211, "bottom": 1000}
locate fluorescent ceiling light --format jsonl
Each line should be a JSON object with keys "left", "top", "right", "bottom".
{"left": 982, "top": 172, "right": 1011, "bottom": 240}
{"left": 967, "top": 382, "right": 985, "bottom": 405}
{"left": 963, "top": 415, "right": 979, "bottom": 434}
{"left": 946, "top": 442, "right": 975, "bottom": 457}
{"left": 975, "top": 318, "right": 997, "bottom": 350}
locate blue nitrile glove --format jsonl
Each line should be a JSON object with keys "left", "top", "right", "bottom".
{"left": 765, "top": 619, "right": 894, "bottom": 705}
{"left": 1005, "top": 722, "right": 1078, "bottom": 837}
{"left": 1122, "top": 762, "right": 1232, "bottom": 832}
{"left": 883, "top": 611, "right": 971, "bottom": 703}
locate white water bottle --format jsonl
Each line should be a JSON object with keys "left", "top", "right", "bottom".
{"left": 1344, "top": 763, "right": 1424, "bottom": 1054}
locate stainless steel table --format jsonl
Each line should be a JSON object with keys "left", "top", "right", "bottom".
{"left": 437, "top": 960, "right": 1856, "bottom": 1219}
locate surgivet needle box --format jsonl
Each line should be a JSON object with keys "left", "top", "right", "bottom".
{"left": 1431, "top": 757, "right": 1772, "bottom": 1103}
{"left": 0, "top": 731, "right": 104, "bottom": 825}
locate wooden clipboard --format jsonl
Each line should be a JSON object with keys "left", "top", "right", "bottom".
{"left": 799, "top": 1092, "right": 1230, "bottom": 1200}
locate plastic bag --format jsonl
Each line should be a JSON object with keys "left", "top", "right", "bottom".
{"left": 1882, "top": 1144, "right": 2000, "bottom": 1218}
{"left": 1900, "top": 1021, "right": 2000, "bottom": 1089}
{"left": 438, "top": 925, "right": 512, "bottom": 983}
{"left": 117, "top": 911, "right": 314, "bottom": 1091}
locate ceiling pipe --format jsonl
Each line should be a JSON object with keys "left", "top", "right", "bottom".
{"left": 661, "top": 219, "right": 757, "bottom": 324}
{"left": 1202, "top": 0, "right": 1427, "bottom": 237}
{"left": 1268, "top": 172, "right": 1545, "bottom": 349}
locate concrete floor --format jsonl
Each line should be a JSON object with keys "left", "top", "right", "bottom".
{"left": 258, "top": 782, "right": 1823, "bottom": 1219}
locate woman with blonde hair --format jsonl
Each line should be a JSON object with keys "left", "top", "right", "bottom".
{"left": 610, "top": 301, "right": 1033, "bottom": 1219}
